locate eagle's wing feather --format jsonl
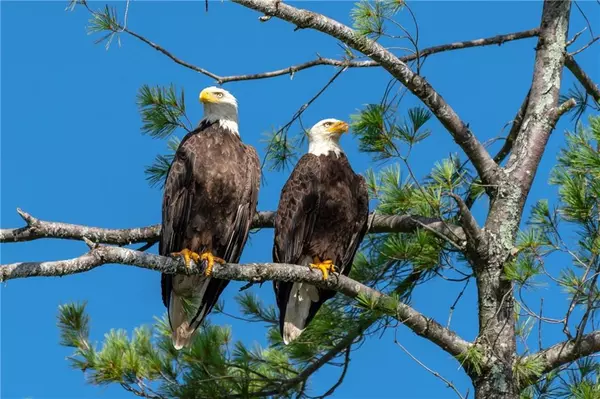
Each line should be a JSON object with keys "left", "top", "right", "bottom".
{"left": 272, "top": 154, "right": 320, "bottom": 266}
{"left": 222, "top": 144, "right": 261, "bottom": 263}
{"left": 339, "top": 175, "right": 370, "bottom": 273}
{"left": 160, "top": 136, "right": 196, "bottom": 308}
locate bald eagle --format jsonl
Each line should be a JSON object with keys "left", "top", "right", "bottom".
{"left": 160, "top": 86, "right": 260, "bottom": 349}
{"left": 272, "top": 118, "right": 370, "bottom": 344}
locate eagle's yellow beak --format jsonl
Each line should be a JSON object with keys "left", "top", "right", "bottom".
{"left": 327, "top": 121, "right": 349, "bottom": 134}
{"left": 199, "top": 89, "right": 219, "bottom": 104}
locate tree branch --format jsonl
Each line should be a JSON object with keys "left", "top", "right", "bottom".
{"left": 494, "top": 90, "right": 531, "bottom": 166}
{"left": 0, "top": 209, "right": 465, "bottom": 245}
{"left": 218, "top": 28, "right": 539, "bottom": 83}
{"left": 564, "top": 54, "right": 600, "bottom": 104}
{"left": 0, "top": 245, "right": 471, "bottom": 358}
{"left": 520, "top": 330, "right": 600, "bottom": 385}
{"left": 446, "top": 193, "right": 486, "bottom": 250}
{"left": 230, "top": 0, "right": 499, "bottom": 185}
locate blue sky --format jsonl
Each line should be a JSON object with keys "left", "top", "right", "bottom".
{"left": 1, "top": 1, "right": 598, "bottom": 398}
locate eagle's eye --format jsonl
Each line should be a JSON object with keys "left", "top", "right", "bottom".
{"left": 323, "top": 122, "right": 332, "bottom": 127}
{"left": 215, "top": 92, "right": 224, "bottom": 98}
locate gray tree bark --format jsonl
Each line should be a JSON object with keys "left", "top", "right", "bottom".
{"left": 473, "top": 1, "right": 572, "bottom": 398}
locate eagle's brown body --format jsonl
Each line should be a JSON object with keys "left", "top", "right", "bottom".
{"left": 160, "top": 120, "right": 260, "bottom": 348}
{"left": 273, "top": 151, "right": 369, "bottom": 343}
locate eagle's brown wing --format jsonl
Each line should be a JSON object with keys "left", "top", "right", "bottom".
{"left": 221, "top": 144, "right": 261, "bottom": 263}
{"left": 160, "top": 130, "right": 197, "bottom": 308}
{"left": 338, "top": 175, "right": 369, "bottom": 274}
{"left": 272, "top": 154, "right": 321, "bottom": 266}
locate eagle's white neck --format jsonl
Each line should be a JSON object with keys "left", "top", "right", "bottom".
{"left": 308, "top": 136, "right": 343, "bottom": 157}
{"left": 202, "top": 102, "right": 239, "bottom": 136}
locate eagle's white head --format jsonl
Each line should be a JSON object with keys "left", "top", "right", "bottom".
{"left": 307, "top": 118, "right": 349, "bottom": 157}
{"left": 199, "top": 86, "right": 239, "bottom": 135}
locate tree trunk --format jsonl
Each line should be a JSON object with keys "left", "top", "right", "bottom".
{"left": 472, "top": 2, "right": 572, "bottom": 397}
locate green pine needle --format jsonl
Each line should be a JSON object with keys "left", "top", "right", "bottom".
{"left": 261, "top": 129, "right": 301, "bottom": 172}
{"left": 137, "top": 84, "right": 190, "bottom": 139}
{"left": 145, "top": 136, "right": 181, "bottom": 188}
{"left": 351, "top": 0, "right": 404, "bottom": 38}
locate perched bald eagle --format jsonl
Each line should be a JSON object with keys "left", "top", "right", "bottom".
{"left": 272, "top": 118, "right": 370, "bottom": 344}
{"left": 160, "top": 86, "right": 260, "bottom": 349}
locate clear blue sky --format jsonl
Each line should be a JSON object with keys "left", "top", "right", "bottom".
{"left": 1, "top": 1, "right": 598, "bottom": 398}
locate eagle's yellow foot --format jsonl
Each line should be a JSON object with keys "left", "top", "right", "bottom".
{"left": 310, "top": 257, "right": 336, "bottom": 280}
{"left": 200, "top": 251, "right": 225, "bottom": 277}
{"left": 171, "top": 248, "right": 201, "bottom": 269}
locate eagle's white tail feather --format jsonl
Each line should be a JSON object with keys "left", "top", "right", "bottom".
{"left": 169, "top": 293, "right": 194, "bottom": 350}
{"left": 283, "top": 281, "right": 320, "bottom": 345}
{"left": 169, "top": 277, "right": 212, "bottom": 350}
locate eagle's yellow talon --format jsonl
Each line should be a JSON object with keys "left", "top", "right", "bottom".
{"left": 310, "top": 257, "right": 336, "bottom": 280}
{"left": 200, "top": 252, "right": 226, "bottom": 276}
{"left": 171, "top": 248, "right": 201, "bottom": 269}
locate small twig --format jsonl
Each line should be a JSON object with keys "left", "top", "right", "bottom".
{"left": 395, "top": 336, "right": 466, "bottom": 399}
{"left": 566, "top": 27, "right": 587, "bottom": 47}
{"left": 136, "top": 241, "right": 157, "bottom": 252}
{"left": 447, "top": 278, "right": 471, "bottom": 329}
{"left": 556, "top": 98, "right": 578, "bottom": 118}
{"left": 314, "top": 344, "right": 352, "bottom": 399}
{"left": 538, "top": 298, "right": 544, "bottom": 351}
{"left": 569, "top": 36, "right": 599, "bottom": 56}
{"left": 494, "top": 90, "right": 530, "bottom": 165}
{"left": 445, "top": 192, "right": 485, "bottom": 249}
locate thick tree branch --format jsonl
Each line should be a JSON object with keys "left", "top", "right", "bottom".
{"left": 0, "top": 209, "right": 465, "bottom": 245}
{"left": 506, "top": 0, "right": 572, "bottom": 192}
{"left": 0, "top": 246, "right": 471, "bottom": 358}
{"left": 232, "top": 0, "right": 498, "bottom": 185}
{"left": 520, "top": 330, "right": 600, "bottom": 386}
{"left": 564, "top": 54, "right": 600, "bottom": 104}
{"left": 218, "top": 28, "right": 540, "bottom": 83}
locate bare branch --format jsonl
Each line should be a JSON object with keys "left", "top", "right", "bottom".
{"left": 123, "top": 27, "right": 222, "bottom": 81}
{"left": 232, "top": 0, "right": 499, "bottom": 185}
{"left": 446, "top": 193, "right": 485, "bottom": 249}
{"left": 395, "top": 338, "right": 466, "bottom": 399}
{"left": 556, "top": 98, "right": 578, "bottom": 119}
{"left": 520, "top": 330, "right": 600, "bottom": 385}
{"left": 564, "top": 54, "right": 600, "bottom": 104}
{"left": 0, "top": 208, "right": 160, "bottom": 246}
{"left": 0, "top": 246, "right": 472, "bottom": 358}
{"left": 494, "top": 90, "right": 531, "bottom": 166}
{"left": 218, "top": 28, "right": 540, "bottom": 83}
{"left": 0, "top": 209, "right": 465, "bottom": 245}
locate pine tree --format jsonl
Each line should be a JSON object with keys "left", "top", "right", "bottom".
{"left": 3, "top": 1, "right": 600, "bottom": 398}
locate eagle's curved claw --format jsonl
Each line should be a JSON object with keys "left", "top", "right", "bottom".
{"left": 310, "top": 257, "right": 336, "bottom": 280}
{"left": 171, "top": 248, "right": 201, "bottom": 269}
{"left": 200, "top": 251, "right": 225, "bottom": 277}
